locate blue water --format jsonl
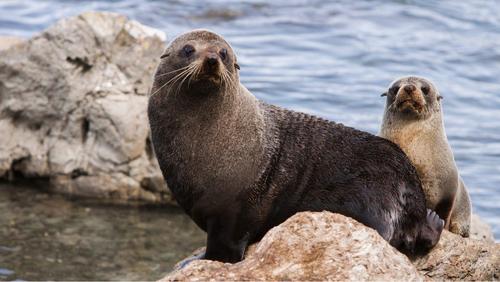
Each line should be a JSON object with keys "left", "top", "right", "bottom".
{"left": 1, "top": 0, "right": 499, "bottom": 239}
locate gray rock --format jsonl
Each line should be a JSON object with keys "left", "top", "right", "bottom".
{"left": 0, "top": 12, "right": 171, "bottom": 203}
{"left": 164, "top": 212, "right": 500, "bottom": 281}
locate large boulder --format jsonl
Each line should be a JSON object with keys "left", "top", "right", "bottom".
{"left": 163, "top": 212, "right": 423, "bottom": 281}
{"left": 0, "top": 12, "right": 171, "bottom": 202}
{"left": 162, "top": 212, "right": 499, "bottom": 281}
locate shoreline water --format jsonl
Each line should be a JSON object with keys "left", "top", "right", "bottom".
{"left": 0, "top": 1, "right": 499, "bottom": 279}
{"left": 0, "top": 181, "right": 204, "bottom": 281}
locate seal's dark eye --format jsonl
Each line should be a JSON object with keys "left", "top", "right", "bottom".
{"left": 219, "top": 48, "right": 227, "bottom": 60}
{"left": 182, "top": 44, "right": 195, "bottom": 57}
{"left": 389, "top": 86, "right": 400, "bottom": 94}
{"left": 421, "top": 86, "right": 430, "bottom": 95}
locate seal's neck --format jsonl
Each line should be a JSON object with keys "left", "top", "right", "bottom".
{"left": 380, "top": 106, "right": 445, "bottom": 140}
{"left": 379, "top": 105, "right": 452, "bottom": 166}
{"left": 176, "top": 84, "right": 260, "bottom": 131}
{"left": 149, "top": 83, "right": 266, "bottom": 193}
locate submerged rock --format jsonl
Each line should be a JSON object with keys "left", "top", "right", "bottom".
{"left": 163, "top": 212, "right": 499, "bottom": 281}
{"left": 0, "top": 12, "right": 170, "bottom": 202}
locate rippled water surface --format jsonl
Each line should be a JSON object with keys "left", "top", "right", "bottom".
{"left": 0, "top": 0, "right": 499, "bottom": 280}
{"left": 0, "top": 182, "right": 205, "bottom": 280}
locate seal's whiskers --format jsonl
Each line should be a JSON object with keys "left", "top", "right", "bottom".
{"left": 155, "top": 65, "right": 190, "bottom": 77}
{"left": 151, "top": 63, "right": 197, "bottom": 97}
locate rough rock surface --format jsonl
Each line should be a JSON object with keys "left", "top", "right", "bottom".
{"left": 413, "top": 230, "right": 499, "bottom": 280}
{"left": 163, "top": 212, "right": 423, "bottom": 281}
{"left": 0, "top": 36, "right": 24, "bottom": 51}
{"left": 0, "top": 12, "right": 171, "bottom": 202}
{"left": 470, "top": 213, "right": 495, "bottom": 243}
{"left": 163, "top": 212, "right": 499, "bottom": 281}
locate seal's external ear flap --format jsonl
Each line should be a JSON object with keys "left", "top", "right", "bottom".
{"left": 234, "top": 63, "right": 240, "bottom": 70}
{"left": 381, "top": 92, "right": 387, "bottom": 97}
{"left": 160, "top": 53, "right": 170, "bottom": 59}
{"left": 438, "top": 95, "right": 444, "bottom": 101}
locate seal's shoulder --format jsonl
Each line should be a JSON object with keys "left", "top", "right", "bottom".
{"left": 258, "top": 100, "right": 381, "bottom": 140}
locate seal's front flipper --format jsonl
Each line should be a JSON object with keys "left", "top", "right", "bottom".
{"left": 204, "top": 218, "right": 247, "bottom": 263}
{"left": 415, "top": 209, "right": 444, "bottom": 254}
{"left": 449, "top": 179, "right": 471, "bottom": 237}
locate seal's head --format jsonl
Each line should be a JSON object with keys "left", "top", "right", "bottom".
{"left": 382, "top": 76, "right": 443, "bottom": 119}
{"left": 151, "top": 29, "right": 240, "bottom": 97}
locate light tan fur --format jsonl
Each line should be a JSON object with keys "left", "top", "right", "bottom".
{"left": 379, "top": 76, "right": 471, "bottom": 237}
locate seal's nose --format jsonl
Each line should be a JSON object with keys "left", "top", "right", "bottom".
{"left": 404, "top": 84, "right": 416, "bottom": 93}
{"left": 206, "top": 53, "right": 218, "bottom": 66}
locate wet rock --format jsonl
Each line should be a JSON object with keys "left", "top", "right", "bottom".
{"left": 0, "top": 12, "right": 171, "bottom": 203}
{"left": 163, "top": 212, "right": 500, "bottom": 281}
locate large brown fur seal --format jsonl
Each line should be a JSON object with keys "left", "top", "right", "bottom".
{"left": 148, "top": 30, "right": 444, "bottom": 263}
{"left": 379, "top": 76, "right": 471, "bottom": 237}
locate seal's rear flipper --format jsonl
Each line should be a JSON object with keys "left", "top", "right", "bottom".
{"left": 415, "top": 209, "right": 444, "bottom": 254}
{"left": 428, "top": 209, "right": 445, "bottom": 234}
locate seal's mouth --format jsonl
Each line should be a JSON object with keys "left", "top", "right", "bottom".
{"left": 396, "top": 99, "right": 423, "bottom": 113}
{"left": 195, "top": 73, "right": 220, "bottom": 81}
{"left": 194, "top": 73, "right": 222, "bottom": 85}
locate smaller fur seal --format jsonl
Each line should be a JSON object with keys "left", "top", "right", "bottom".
{"left": 148, "top": 30, "right": 444, "bottom": 263}
{"left": 379, "top": 76, "right": 471, "bottom": 237}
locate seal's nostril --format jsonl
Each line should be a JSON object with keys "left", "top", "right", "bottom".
{"left": 207, "top": 58, "right": 217, "bottom": 65}
{"left": 206, "top": 54, "right": 218, "bottom": 66}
